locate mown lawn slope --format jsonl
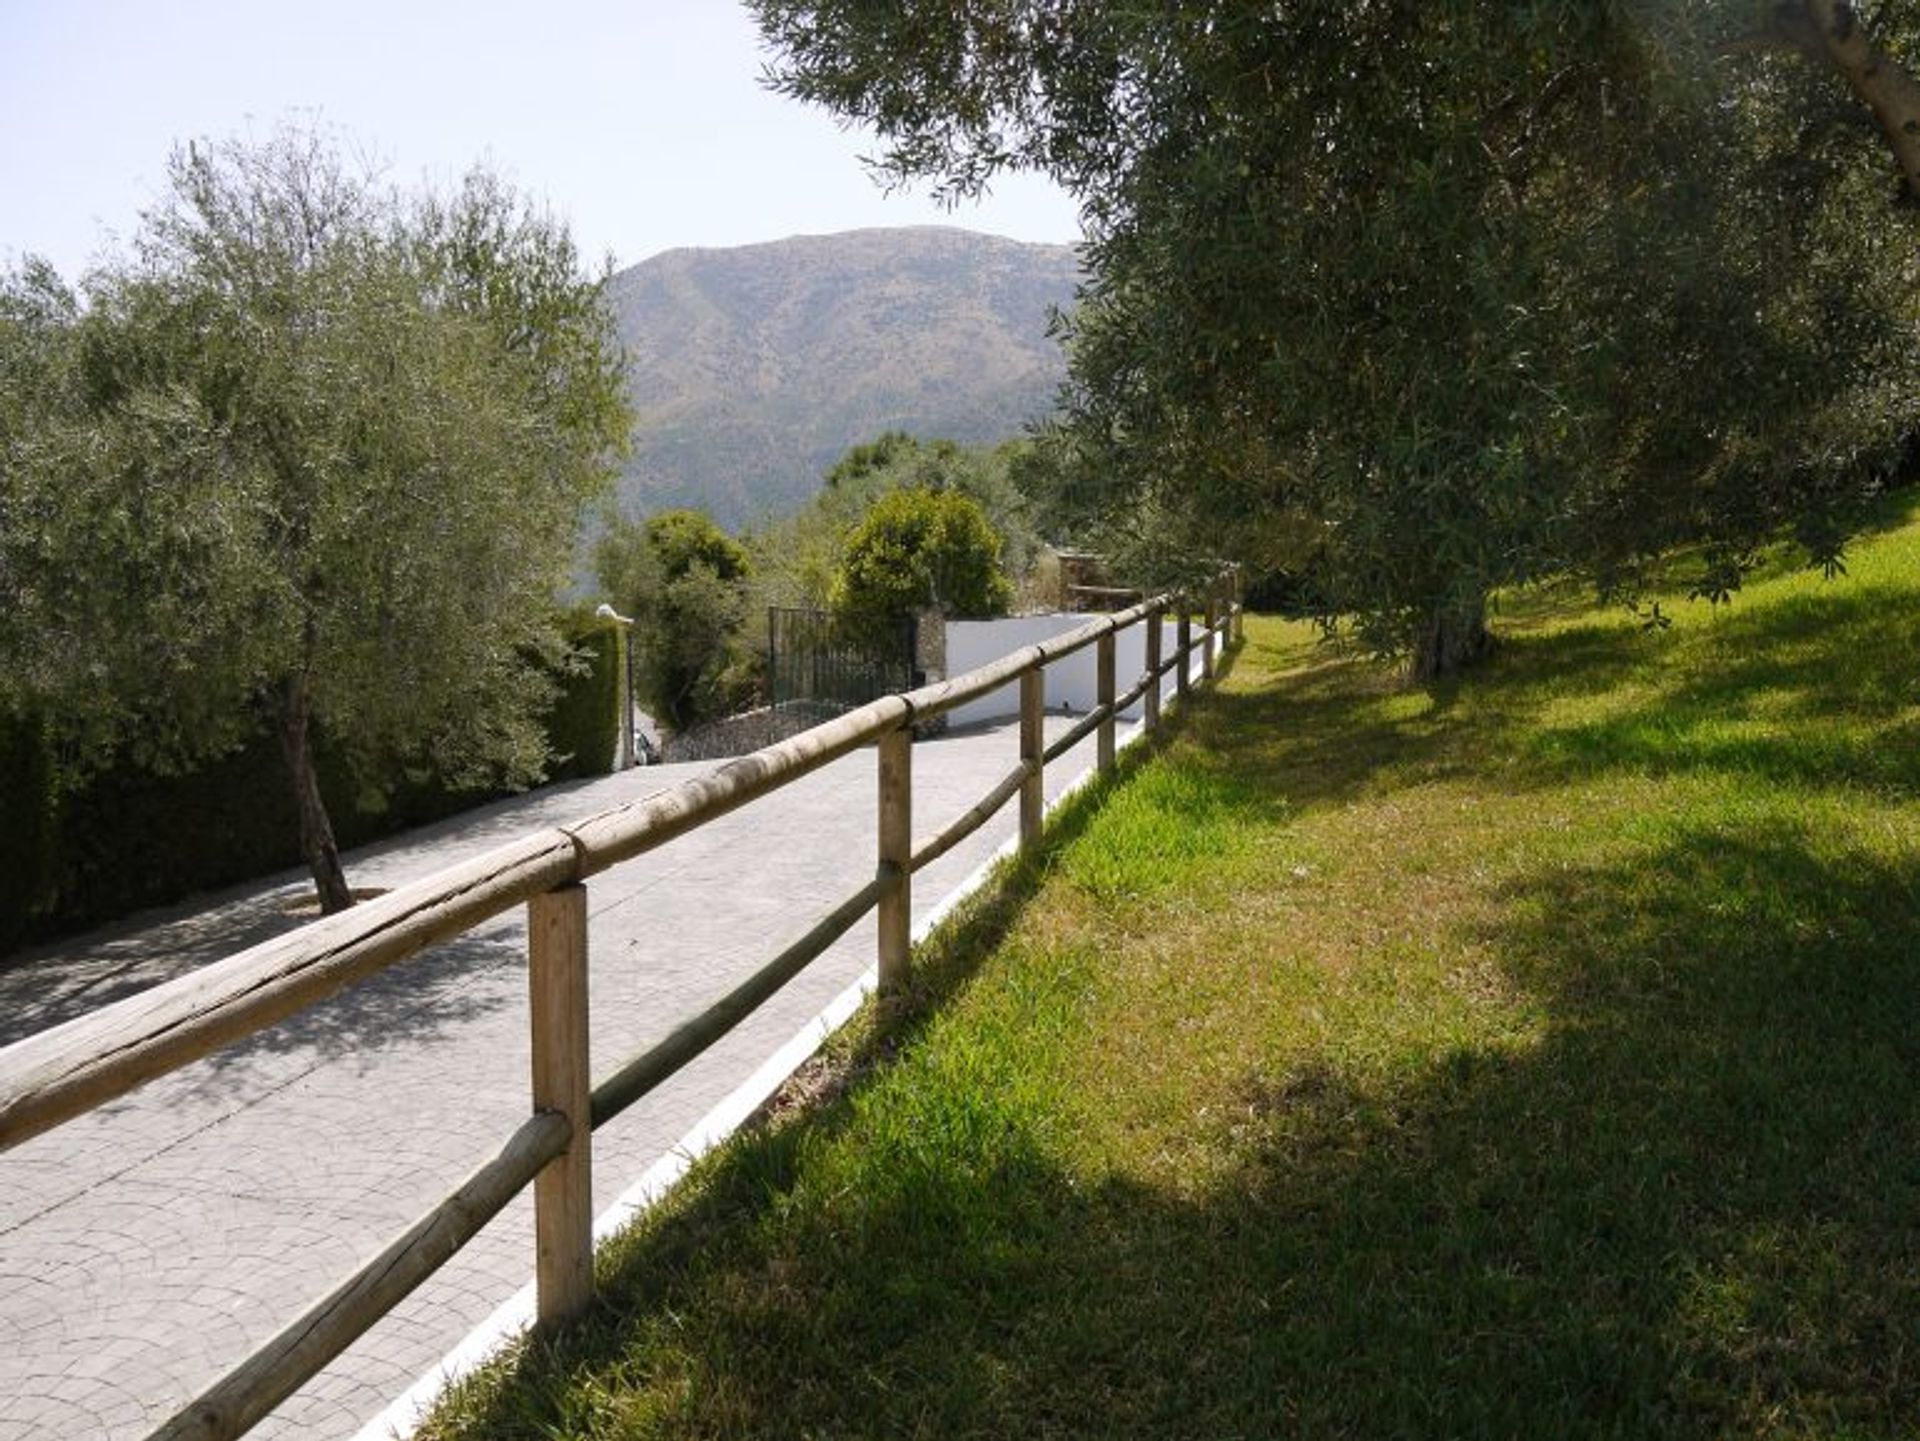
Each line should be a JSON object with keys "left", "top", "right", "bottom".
{"left": 424, "top": 503, "right": 1920, "bottom": 1440}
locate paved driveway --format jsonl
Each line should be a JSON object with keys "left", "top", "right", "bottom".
{"left": 0, "top": 714, "right": 1115, "bottom": 1439}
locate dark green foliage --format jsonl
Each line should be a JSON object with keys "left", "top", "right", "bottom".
{"left": 842, "top": 433, "right": 1042, "bottom": 579}
{"left": 0, "top": 614, "right": 626, "bottom": 952}
{"left": 596, "top": 509, "right": 759, "bottom": 734}
{"left": 543, "top": 616, "right": 625, "bottom": 782}
{"left": 642, "top": 510, "right": 752, "bottom": 585}
{"left": 0, "top": 712, "right": 57, "bottom": 951}
{"left": 823, "top": 429, "right": 922, "bottom": 489}
{"left": 47, "top": 730, "right": 330, "bottom": 934}
{"left": 0, "top": 718, "right": 465, "bottom": 950}
{"left": 752, "top": 433, "right": 1043, "bottom": 613}
{"left": 1242, "top": 566, "right": 1331, "bottom": 619}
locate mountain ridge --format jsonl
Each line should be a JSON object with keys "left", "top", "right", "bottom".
{"left": 606, "top": 226, "right": 1081, "bottom": 529}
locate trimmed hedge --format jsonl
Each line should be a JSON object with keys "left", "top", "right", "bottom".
{"left": 0, "top": 713, "right": 57, "bottom": 953}
{"left": 0, "top": 617, "right": 625, "bottom": 955}
{"left": 544, "top": 614, "right": 625, "bottom": 782}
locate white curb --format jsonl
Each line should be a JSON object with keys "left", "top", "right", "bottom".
{"left": 355, "top": 703, "right": 1172, "bottom": 1440}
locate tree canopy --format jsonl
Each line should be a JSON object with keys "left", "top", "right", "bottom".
{"left": 831, "top": 485, "right": 1014, "bottom": 641}
{"left": 752, "top": 1, "right": 1920, "bottom": 677}
{"left": 0, "top": 129, "right": 629, "bottom": 910}
{"left": 754, "top": 432, "right": 1042, "bottom": 611}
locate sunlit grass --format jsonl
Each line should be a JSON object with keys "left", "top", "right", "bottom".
{"left": 420, "top": 496, "right": 1920, "bottom": 1439}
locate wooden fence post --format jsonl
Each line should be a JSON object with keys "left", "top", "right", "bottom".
{"left": 528, "top": 883, "right": 592, "bottom": 1330}
{"left": 1177, "top": 606, "right": 1192, "bottom": 700}
{"left": 877, "top": 725, "right": 912, "bottom": 993}
{"left": 1096, "top": 630, "right": 1116, "bottom": 772}
{"left": 1203, "top": 586, "right": 1218, "bottom": 683}
{"left": 1020, "top": 668, "right": 1045, "bottom": 849}
{"left": 1144, "top": 608, "right": 1162, "bottom": 731}
{"left": 1232, "top": 567, "right": 1246, "bottom": 643}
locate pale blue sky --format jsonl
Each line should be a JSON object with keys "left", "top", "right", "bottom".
{"left": 0, "top": 0, "right": 1082, "bottom": 280}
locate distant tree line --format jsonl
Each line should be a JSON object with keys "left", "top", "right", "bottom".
{"left": 595, "top": 431, "right": 1027, "bottom": 734}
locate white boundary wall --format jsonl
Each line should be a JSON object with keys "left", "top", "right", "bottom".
{"left": 944, "top": 614, "right": 1180, "bottom": 728}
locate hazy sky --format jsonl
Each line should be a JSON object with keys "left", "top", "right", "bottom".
{"left": 0, "top": 0, "right": 1083, "bottom": 280}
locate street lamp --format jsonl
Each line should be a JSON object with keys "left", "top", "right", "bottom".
{"left": 594, "top": 603, "right": 639, "bottom": 769}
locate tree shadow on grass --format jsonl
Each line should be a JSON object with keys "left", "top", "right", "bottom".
{"left": 1207, "top": 580, "right": 1920, "bottom": 819}
{"left": 1518, "top": 585, "right": 1920, "bottom": 792}
{"left": 424, "top": 809, "right": 1920, "bottom": 1439}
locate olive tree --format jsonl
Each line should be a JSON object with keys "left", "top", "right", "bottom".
{"left": 1728, "top": 2, "right": 1920, "bottom": 197}
{"left": 0, "top": 130, "right": 628, "bottom": 911}
{"left": 751, "top": 1, "right": 1919, "bottom": 678}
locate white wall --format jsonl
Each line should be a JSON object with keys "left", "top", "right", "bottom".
{"left": 943, "top": 614, "right": 1185, "bottom": 728}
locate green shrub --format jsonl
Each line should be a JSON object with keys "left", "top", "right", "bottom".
{"left": 597, "top": 508, "right": 756, "bottom": 734}
{"left": 45, "top": 731, "right": 304, "bottom": 928}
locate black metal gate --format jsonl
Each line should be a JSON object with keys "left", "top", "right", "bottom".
{"left": 767, "top": 607, "right": 916, "bottom": 721}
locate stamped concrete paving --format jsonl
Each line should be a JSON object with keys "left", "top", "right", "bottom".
{"left": 0, "top": 714, "right": 1116, "bottom": 1440}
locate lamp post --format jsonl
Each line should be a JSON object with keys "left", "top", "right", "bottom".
{"left": 594, "top": 603, "right": 639, "bottom": 769}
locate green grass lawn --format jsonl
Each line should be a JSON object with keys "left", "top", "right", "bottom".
{"left": 421, "top": 503, "right": 1920, "bottom": 1440}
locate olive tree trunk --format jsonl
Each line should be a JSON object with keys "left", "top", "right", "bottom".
{"left": 1807, "top": 1, "right": 1920, "bottom": 197}
{"left": 1739, "top": 2, "right": 1920, "bottom": 198}
{"left": 275, "top": 674, "right": 354, "bottom": 914}
{"left": 1410, "top": 595, "right": 1491, "bottom": 683}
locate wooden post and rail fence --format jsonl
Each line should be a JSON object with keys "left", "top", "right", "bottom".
{"left": 0, "top": 573, "right": 1243, "bottom": 1441}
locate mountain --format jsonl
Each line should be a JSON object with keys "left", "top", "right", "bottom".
{"left": 605, "top": 227, "right": 1080, "bottom": 529}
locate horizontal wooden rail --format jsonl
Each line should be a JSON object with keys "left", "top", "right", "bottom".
{"left": 1114, "top": 670, "right": 1155, "bottom": 718}
{"left": 0, "top": 574, "right": 1244, "bottom": 1441}
{"left": 151, "top": 1110, "right": 569, "bottom": 1441}
{"left": 564, "top": 695, "right": 914, "bottom": 877}
{"left": 910, "top": 760, "right": 1035, "bottom": 875}
{"left": 1043, "top": 705, "right": 1111, "bottom": 766}
{"left": 1, "top": 604, "right": 1191, "bottom": 1152}
{"left": 0, "top": 595, "right": 1246, "bottom": 1155}
{"left": 0, "top": 834, "right": 580, "bottom": 1150}
{"left": 590, "top": 872, "right": 893, "bottom": 1129}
